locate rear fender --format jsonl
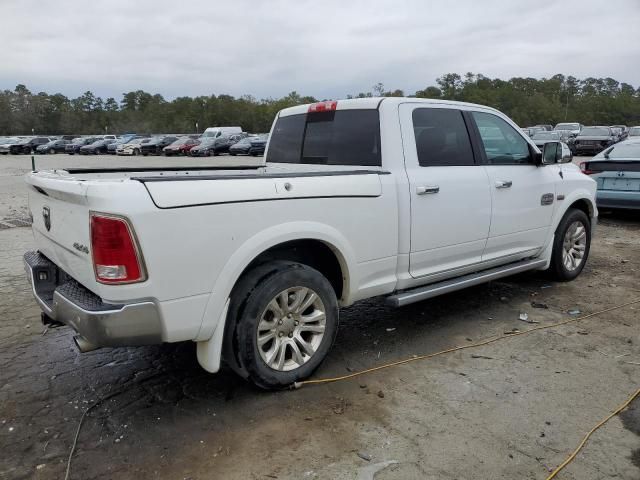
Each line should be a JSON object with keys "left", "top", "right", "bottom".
{"left": 194, "top": 222, "right": 356, "bottom": 372}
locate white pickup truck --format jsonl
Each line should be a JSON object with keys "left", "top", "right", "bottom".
{"left": 24, "top": 98, "right": 597, "bottom": 389}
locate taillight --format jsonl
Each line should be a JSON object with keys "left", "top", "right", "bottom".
{"left": 579, "top": 162, "right": 595, "bottom": 175}
{"left": 90, "top": 213, "right": 146, "bottom": 284}
{"left": 308, "top": 101, "right": 337, "bottom": 113}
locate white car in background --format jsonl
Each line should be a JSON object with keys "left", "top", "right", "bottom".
{"left": 116, "top": 137, "right": 150, "bottom": 156}
{"left": 0, "top": 137, "right": 21, "bottom": 154}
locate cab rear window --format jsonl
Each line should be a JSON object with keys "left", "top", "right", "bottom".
{"left": 266, "top": 109, "right": 381, "bottom": 166}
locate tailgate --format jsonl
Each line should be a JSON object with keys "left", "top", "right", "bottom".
{"left": 25, "top": 173, "right": 96, "bottom": 289}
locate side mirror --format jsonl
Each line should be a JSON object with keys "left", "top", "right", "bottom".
{"left": 542, "top": 141, "right": 563, "bottom": 164}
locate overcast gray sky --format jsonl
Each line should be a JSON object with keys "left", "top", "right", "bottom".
{"left": 2, "top": 0, "right": 639, "bottom": 100}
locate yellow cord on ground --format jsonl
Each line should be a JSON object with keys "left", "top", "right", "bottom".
{"left": 295, "top": 298, "right": 640, "bottom": 387}
{"left": 545, "top": 387, "right": 640, "bottom": 479}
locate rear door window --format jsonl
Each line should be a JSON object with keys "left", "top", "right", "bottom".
{"left": 267, "top": 109, "right": 381, "bottom": 166}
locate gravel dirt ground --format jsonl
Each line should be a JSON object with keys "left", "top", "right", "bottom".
{"left": 0, "top": 154, "right": 639, "bottom": 480}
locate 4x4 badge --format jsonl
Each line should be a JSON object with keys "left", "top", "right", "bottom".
{"left": 42, "top": 206, "right": 51, "bottom": 231}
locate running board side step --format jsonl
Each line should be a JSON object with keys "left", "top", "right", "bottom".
{"left": 386, "top": 259, "right": 547, "bottom": 307}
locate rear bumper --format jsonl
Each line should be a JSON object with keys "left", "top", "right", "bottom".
{"left": 24, "top": 251, "right": 163, "bottom": 347}
{"left": 596, "top": 190, "right": 640, "bottom": 210}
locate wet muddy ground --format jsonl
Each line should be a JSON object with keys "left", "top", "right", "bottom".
{"left": 1, "top": 154, "right": 638, "bottom": 479}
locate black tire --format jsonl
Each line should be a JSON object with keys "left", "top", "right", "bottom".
{"left": 49, "top": 148, "right": 55, "bottom": 154}
{"left": 227, "top": 261, "right": 339, "bottom": 390}
{"left": 549, "top": 208, "right": 591, "bottom": 281}
{"left": 229, "top": 152, "right": 236, "bottom": 156}
{"left": 133, "top": 148, "right": 139, "bottom": 156}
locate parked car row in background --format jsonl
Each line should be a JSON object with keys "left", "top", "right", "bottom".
{"left": 3, "top": 121, "right": 639, "bottom": 159}
{"left": 522, "top": 122, "right": 639, "bottom": 156}
{"left": 0, "top": 130, "right": 270, "bottom": 157}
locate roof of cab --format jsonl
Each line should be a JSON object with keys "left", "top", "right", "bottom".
{"left": 277, "top": 97, "right": 502, "bottom": 117}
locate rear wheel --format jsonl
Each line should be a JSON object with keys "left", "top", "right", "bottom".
{"left": 227, "top": 261, "right": 339, "bottom": 390}
{"left": 549, "top": 208, "right": 591, "bottom": 281}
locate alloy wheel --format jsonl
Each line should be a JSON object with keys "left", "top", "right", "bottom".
{"left": 257, "top": 287, "right": 326, "bottom": 372}
{"left": 562, "top": 221, "right": 587, "bottom": 271}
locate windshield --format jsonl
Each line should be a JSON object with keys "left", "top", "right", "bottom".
{"left": 532, "top": 132, "right": 560, "bottom": 140}
{"left": 595, "top": 144, "right": 640, "bottom": 160}
{"left": 580, "top": 127, "right": 610, "bottom": 136}
{"left": 628, "top": 127, "right": 640, "bottom": 136}
{"left": 555, "top": 123, "right": 579, "bottom": 131}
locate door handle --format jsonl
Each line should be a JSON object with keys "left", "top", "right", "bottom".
{"left": 495, "top": 180, "right": 512, "bottom": 189}
{"left": 416, "top": 185, "right": 440, "bottom": 195}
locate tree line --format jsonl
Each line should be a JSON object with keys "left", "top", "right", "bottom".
{"left": 1, "top": 74, "right": 639, "bottom": 136}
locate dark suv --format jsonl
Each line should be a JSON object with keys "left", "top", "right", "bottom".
{"left": 573, "top": 127, "right": 617, "bottom": 155}
{"left": 141, "top": 136, "right": 178, "bottom": 156}
{"left": 10, "top": 137, "right": 51, "bottom": 154}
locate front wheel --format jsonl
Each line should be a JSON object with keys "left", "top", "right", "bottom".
{"left": 549, "top": 208, "right": 591, "bottom": 281}
{"left": 229, "top": 261, "right": 339, "bottom": 390}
